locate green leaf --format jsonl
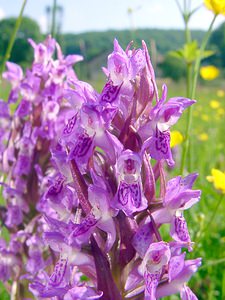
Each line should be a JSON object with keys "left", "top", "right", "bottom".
{"left": 223, "top": 271, "right": 225, "bottom": 300}
{"left": 183, "top": 40, "right": 199, "bottom": 63}
{"left": 169, "top": 50, "right": 185, "bottom": 60}
{"left": 169, "top": 40, "right": 214, "bottom": 64}
{"left": 0, "top": 282, "right": 10, "bottom": 300}
{"left": 200, "top": 50, "right": 215, "bottom": 59}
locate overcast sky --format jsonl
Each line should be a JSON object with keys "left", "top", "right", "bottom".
{"left": 0, "top": 0, "right": 224, "bottom": 33}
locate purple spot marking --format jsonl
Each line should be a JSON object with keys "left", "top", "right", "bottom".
{"left": 175, "top": 216, "right": 190, "bottom": 242}
{"left": 130, "top": 183, "right": 141, "bottom": 208}
{"left": 118, "top": 182, "right": 141, "bottom": 208}
{"left": 118, "top": 182, "right": 130, "bottom": 205}
{"left": 47, "top": 176, "right": 65, "bottom": 196}
{"left": 72, "top": 213, "right": 98, "bottom": 237}
{"left": 63, "top": 114, "right": 77, "bottom": 135}
{"left": 155, "top": 127, "right": 170, "bottom": 155}
{"left": 72, "top": 133, "right": 93, "bottom": 158}
{"left": 100, "top": 80, "right": 122, "bottom": 103}
{"left": 145, "top": 271, "right": 160, "bottom": 296}
{"left": 49, "top": 258, "right": 67, "bottom": 286}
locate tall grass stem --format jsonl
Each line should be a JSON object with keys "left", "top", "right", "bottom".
{"left": 0, "top": 0, "right": 27, "bottom": 78}
{"left": 180, "top": 14, "right": 217, "bottom": 174}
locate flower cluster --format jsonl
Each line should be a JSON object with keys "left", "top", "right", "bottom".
{"left": 0, "top": 37, "right": 201, "bottom": 299}
{"left": 0, "top": 36, "right": 82, "bottom": 296}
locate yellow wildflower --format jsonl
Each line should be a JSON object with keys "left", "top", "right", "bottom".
{"left": 217, "top": 89, "right": 225, "bottom": 97}
{"left": 201, "top": 114, "right": 209, "bottom": 121}
{"left": 200, "top": 65, "right": 220, "bottom": 80}
{"left": 217, "top": 107, "right": 225, "bottom": 116}
{"left": 207, "top": 168, "right": 225, "bottom": 194}
{"left": 198, "top": 133, "right": 209, "bottom": 141}
{"left": 204, "top": 0, "right": 225, "bottom": 15}
{"left": 170, "top": 130, "right": 184, "bottom": 148}
{"left": 210, "top": 100, "right": 220, "bottom": 109}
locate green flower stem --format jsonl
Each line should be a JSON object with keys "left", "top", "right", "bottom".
{"left": 204, "top": 193, "right": 224, "bottom": 233}
{"left": 190, "top": 14, "right": 217, "bottom": 100}
{"left": 0, "top": 0, "right": 27, "bottom": 78}
{"left": 51, "top": 0, "right": 57, "bottom": 38}
{"left": 180, "top": 14, "right": 217, "bottom": 175}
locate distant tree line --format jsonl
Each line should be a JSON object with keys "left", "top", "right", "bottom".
{"left": 0, "top": 16, "right": 224, "bottom": 81}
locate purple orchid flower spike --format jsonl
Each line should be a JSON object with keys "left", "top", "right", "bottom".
{"left": 0, "top": 37, "right": 202, "bottom": 300}
{"left": 112, "top": 149, "right": 148, "bottom": 216}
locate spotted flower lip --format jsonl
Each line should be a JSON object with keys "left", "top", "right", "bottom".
{"left": 0, "top": 37, "right": 201, "bottom": 300}
{"left": 111, "top": 150, "right": 148, "bottom": 216}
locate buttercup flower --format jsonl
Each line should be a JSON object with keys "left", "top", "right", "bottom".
{"left": 207, "top": 168, "right": 225, "bottom": 193}
{"left": 204, "top": 0, "right": 225, "bottom": 15}
{"left": 170, "top": 130, "right": 184, "bottom": 148}
{"left": 216, "top": 89, "right": 225, "bottom": 97}
{"left": 200, "top": 65, "right": 220, "bottom": 80}
{"left": 210, "top": 99, "right": 220, "bottom": 109}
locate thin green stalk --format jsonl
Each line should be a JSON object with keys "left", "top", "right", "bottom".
{"left": 51, "top": 0, "right": 57, "bottom": 38}
{"left": 190, "top": 14, "right": 217, "bottom": 100}
{"left": 196, "top": 194, "right": 224, "bottom": 244}
{"left": 180, "top": 2, "right": 192, "bottom": 173}
{"left": 175, "top": 0, "right": 183, "bottom": 15}
{"left": 186, "top": 62, "right": 192, "bottom": 97}
{"left": 0, "top": 0, "right": 27, "bottom": 78}
{"left": 180, "top": 14, "right": 217, "bottom": 174}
